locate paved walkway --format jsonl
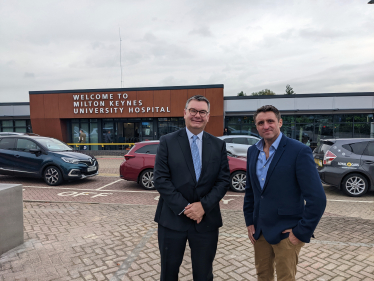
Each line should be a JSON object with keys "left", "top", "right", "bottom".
{"left": 0, "top": 157, "right": 373, "bottom": 280}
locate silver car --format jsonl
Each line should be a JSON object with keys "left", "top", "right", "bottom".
{"left": 218, "top": 135, "right": 260, "bottom": 157}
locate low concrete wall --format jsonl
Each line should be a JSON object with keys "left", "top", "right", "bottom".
{"left": 0, "top": 184, "right": 24, "bottom": 256}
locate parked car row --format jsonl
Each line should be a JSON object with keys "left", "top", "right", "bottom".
{"left": 120, "top": 140, "right": 247, "bottom": 192}
{"left": 1, "top": 131, "right": 373, "bottom": 197}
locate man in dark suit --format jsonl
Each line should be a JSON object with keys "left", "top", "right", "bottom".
{"left": 154, "top": 95, "right": 230, "bottom": 281}
{"left": 243, "top": 105, "right": 326, "bottom": 281}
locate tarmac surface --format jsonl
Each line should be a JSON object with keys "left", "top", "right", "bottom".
{"left": 0, "top": 156, "right": 373, "bottom": 280}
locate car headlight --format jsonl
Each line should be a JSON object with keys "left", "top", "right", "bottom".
{"left": 61, "top": 157, "right": 80, "bottom": 164}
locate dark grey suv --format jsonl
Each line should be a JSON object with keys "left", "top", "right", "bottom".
{"left": 313, "top": 138, "right": 374, "bottom": 197}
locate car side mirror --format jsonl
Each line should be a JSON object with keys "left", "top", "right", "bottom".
{"left": 30, "top": 148, "right": 41, "bottom": 154}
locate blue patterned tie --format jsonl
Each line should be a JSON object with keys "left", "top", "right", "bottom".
{"left": 191, "top": 135, "right": 201, "bottom": 181}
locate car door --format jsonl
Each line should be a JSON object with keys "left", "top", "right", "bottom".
{"left": 12, "top": 138, "right": 44, "bottom": 176}
{"left": 360, "top": 141, "right": 374, "bottom": 184}
{"left": 231, "top": 138, "right": 250, "bottom": 156}
{"left": 0, "top": 137, "right": 16, "bottom": 175}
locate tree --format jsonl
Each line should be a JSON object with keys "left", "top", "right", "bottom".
{"left": 251, "top": 89, "right": 276, "bottom": 96}
{"left": 237, "top": 91, "right": 246, "bottom": 96}
{"left": 285, "top": 84, "right": 296, "bottom": 95}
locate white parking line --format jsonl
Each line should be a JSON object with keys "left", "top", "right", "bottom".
{"left": 327, "top": 199, "right": 373, "bottom": 204}
{"left": 96, "top": 179, "right": 123, "bottom": 190}
{"left": 22, "top": 185, "right": 159, "bottom": 194}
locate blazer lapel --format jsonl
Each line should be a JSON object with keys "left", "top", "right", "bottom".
{"left": 250, "top": 149, "right": 262, "bottom": 191}
{"left": 177, "top": 129, "right": 197, "bottom": 184}
{"left": 262, "top": 135, "right": 287, "bottom": 193}
{"left": 200, "top": 132, "right": 211, "bottom": 182}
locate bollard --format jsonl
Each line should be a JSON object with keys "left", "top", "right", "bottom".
{"left": 0, "top": 184, "right": 24, "bottom": 255}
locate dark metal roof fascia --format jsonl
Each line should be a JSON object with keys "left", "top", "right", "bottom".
{"left": 29, "top": 84, "right": 224, "bottom": 94}
{"left": 224, "top": 92, "right": 374, "bottom": 100}
{"left": 0, "top": 102, "right": 30, "bottom": 106}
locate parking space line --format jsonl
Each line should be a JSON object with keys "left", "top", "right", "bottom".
{"left": 109, "top": 228, "right": 157, "bottom": 281}
{"left": 96, "top": 179, "right": 122, "bottom": 190}
{"left": 327, "top": 199, "right": 373, "bottom": 204}
{"left": 22, "top": 185, "right": 159, "bottom": 193}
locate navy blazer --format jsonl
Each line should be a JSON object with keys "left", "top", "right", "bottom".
{"left": 154, "top": 128, "right": 230, "bottom": 233}
{"left": 243, "top": 135, "right": 326, "bottom": 244}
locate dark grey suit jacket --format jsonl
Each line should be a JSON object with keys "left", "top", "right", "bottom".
{"left": 154, "top": 128, "right": 230, "bottom": 233}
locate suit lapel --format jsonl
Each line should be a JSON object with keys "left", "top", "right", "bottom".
{"left": 262, "top": 135, "right": 287, "bottom": 193}
{"left": 200, "top": 132, "right": 211, "bottom": 182}
{"left": 177, "top": 129, "right": 197, "bottom": 184}
{"left": 250, "top": 149, "right": 262, "bottom": 191}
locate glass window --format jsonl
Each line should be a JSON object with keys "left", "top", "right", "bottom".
{"left": 342, "top": 141, "right": 368, "bottom": 155}
{"left": 232, "top": 138, "right": 247, "bottom": 145}
{"left": 315, "top": 123, "right": 334, "bottom": 144}
{"left": 36, "top": 138, "right": 72, "bottom": 151}
{"left": 16, "top": 139, "right": 39, "bottom": 152}
{"left": 226, "top": 117, "right": 242, "bottom": 125}
{"left": 282, "top": 115, "right": 295, "bottom": 123}
{"left": 315, "top": 115, "right": 333, "bottom": 124}
{"left": 354, "top": 114, "right": 373, "bottom": 123}
{"left": 294, "top": 115, "right": 314, "bottom": 124}
{"left": 333, "top": 123, "right": 353, "bottom": 138}
{"left": 1, "top": 120, "right": 13, "bottom": 127}
{"left": 363, "top": 142, "right": 374, "bottom": 157}
{"left": 333, "top": 114, "right": 354, "bottom": 123}
{"left": 242, "top": 116, "right": 254, "bottom": 124}
{"left": 226, "top": 124, "right": 241, "bottom": 135}
{"left": 247, "top": 138, "right": 259, "bottom": 145}
{"left": 15, "top": 127, "right": 27, "bottom": 133}
{"left": 241, "top": 124, "right": 259, "bottom": 137}
{"left": 72, "top": 122, "right": 80, "bottom": 144}
{"left": 354, "top": 123, "right": 371, "bottom": 138}
{"left": 222, "top": 138, "right": 233, "bottom": 143}
{"left": 135, "top": 144, "right": 159, "bottom": 154}
{"left": 15, "top": 120, "right": 26, "bottom": 127}
{"left": 0, "top": 138, "right": 15, "bottom": 149}
{"left": 141, "top": 121, "right": 153, "bottom": 141}
{"left": 314, "top": 142, "right": 334, "bottom": 155}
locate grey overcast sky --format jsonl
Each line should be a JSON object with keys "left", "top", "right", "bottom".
{"left": 0, "top": 0, "right": 373, "bottom": 102}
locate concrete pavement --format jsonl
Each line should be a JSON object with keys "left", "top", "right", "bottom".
{"left": 0, "top": 156, "right": 373, "bottom": 280}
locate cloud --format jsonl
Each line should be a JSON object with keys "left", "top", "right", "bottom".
{"left": 0, "top": 0, "right": 373, "bottom": 102}
{"left": 24, "top": 72, "right": 35, "bottom": 79}
{"left": 189, "top": 26, "right": 213, "bottom": 37}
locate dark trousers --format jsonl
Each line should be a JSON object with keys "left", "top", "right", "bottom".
{"left": 158, "top": 224, "right": 219, "bottom": 281}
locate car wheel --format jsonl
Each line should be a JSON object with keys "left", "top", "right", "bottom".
{"left": 230, "top": 171, "right": 246, "bottom": 192}
{"left": 139, "top": 169, "right": 155, "bottom": 190}
{"left": 342, "top": 173, "right": 369, "bottom": 197}
{"left": 44, "top": 166, "right": 63, "bottom": 186}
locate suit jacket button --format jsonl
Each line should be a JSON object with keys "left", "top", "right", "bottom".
{"left": 261, "top": 196, "right": 264, "bottom": 199}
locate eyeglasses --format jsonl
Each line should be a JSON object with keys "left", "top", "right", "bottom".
{"left": 188, "top": 108, "right": 209, "bottom": 117}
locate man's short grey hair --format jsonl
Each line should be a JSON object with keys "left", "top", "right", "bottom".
{"left": 185, "top": 95, "right": 210, "bottom": 112}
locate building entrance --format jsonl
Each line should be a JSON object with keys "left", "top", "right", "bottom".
{"left": 119, "top": 122, "right": 141, "bottom": 143}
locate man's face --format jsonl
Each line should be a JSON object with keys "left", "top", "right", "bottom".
{"left": 184, "top": 100, "right": 210, "bottom": 133}
{"left": 255, "top": 111, "right": 282, "bottom": 142}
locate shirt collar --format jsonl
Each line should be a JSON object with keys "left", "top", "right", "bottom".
{"left": 186, "top": 127, "right": 204, "bottom": 140}
{"left": 256, "top": 132, "right": 283, "bottom": 151}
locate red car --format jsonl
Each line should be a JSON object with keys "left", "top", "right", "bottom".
{"left": 120, "top": 141, "right": 247, "bottom": 192}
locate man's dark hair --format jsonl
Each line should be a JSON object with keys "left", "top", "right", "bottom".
{"left": 185, "top": 95, "right": 210, "bottom": 112}
{"left": 253, "top": 105, "right": 281, "bottom": 123}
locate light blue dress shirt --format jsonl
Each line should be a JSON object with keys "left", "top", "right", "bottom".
{"left": 256, "top": 132, "right": 283, "bottom": 190}
{"left": 186, "top": 128, "right": 203, "bottom": 164}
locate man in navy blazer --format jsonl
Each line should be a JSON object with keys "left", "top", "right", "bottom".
{"left": 154, "top": 95, "right": 230, "bottom": 281}
{"left": 243, "top": 105, "right": 326, "bottom": 280}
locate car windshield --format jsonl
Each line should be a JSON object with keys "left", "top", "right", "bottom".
{"left": 36, "top": 138, "right": 72, "bottom": 151}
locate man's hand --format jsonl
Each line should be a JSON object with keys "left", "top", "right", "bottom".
{"left": 282, "top": 229, "right": 301, "bottom": 245}
{"left": 184, "top": 202, "right": 205, "bottom": 223}
{"left": 247, "top": 225, "right": 256, "bottom": 245}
